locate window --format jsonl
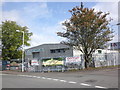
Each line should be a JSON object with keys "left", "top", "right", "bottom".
{"left": 50, "top": 49, "right": 65, "bottom": 53}
{"left": 56, "top": 49, "right": 60, "bottom": 53}
{"left": 98, "top": 50, "right": 102, "bottom": 54}
{"left": 60, "top": 49, "right": 65, "bottom": 53}
{"left": 50, "top": 50, "right": 55, "bottom": 53}
{"left": 32, "top": 52, "right": 40, "bottom": 58}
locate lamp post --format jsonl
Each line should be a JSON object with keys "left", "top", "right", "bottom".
{"left": 16, "top": 30, "right": 24, "bottom": 72}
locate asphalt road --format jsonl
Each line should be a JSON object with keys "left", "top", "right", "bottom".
{"left": 1, "top": 68, "right": 119, "bottom": 89}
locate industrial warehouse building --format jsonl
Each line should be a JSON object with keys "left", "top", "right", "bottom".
{"left": 25, "top": 43, "right": 119, "bottom": 72}
{"left": 25, "top": 43, "right": 81, "bottom": 61}
{"left": 25, "top": 43, "right": 80, "bottom": 72}
{"left": 25, "top": 43, "right": 119, "bottom": 60}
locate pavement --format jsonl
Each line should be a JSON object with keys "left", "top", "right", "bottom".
{"left": 1, "top": 67, "right": 120, "bottom": 89}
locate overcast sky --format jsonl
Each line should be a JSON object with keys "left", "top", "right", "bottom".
{"left": 1, "top": 0, "right": 119, "bottom": 49}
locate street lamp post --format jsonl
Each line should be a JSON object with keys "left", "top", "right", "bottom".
{"left": 16, "top": 30, "right": 24, "bottom": 72}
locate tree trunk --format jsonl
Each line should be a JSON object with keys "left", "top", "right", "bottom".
{"left": 84, "top": 54, "right": 92, "bottom": 69}
{"left": 85, "top": 61, "right": 89, "bottom": 69}
{"left": 84, "top": 55, "right": 89, "bottom": 69}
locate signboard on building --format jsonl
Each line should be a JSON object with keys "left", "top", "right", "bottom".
{"left": 31, "top": 59, "right": 39, "bottom": 66}
{"left": 110, "top": 42, "right": 120, "bottom": 50}
{"left": 66, "top": 57, "right": 81, "bottom": 63}
{"left": 42, "top": 58, "right": 64, "bottom": 66}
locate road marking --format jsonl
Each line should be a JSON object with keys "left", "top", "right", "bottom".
{"left": 46, "top": 78, "right": 52, "bottom": 80}
{"left": 27, "top": 75, "right": 33, "bottom": 77}
{"left": 52, "top": 79, "right": 59, "bottom": 81}
{"left": 2, "top": 74, "right": 108, "bottom": 89}
{"left": 95, "top": 86, "right": 107, "bottom": 89}
{"left": 80, "top": 83, "right": 91, "bottom": 86}
{"left": 68, "top": 81, "right": 77, "bottom": 84}
{"left": 59, "top": 80, "right": 67, "bottom": 82}
{"left": 23, "top": 75, "right": 32, "bottom": 77}
{"left": 32, "top": 76, "right": 37, "bottom": 78}
{"left": 42, "top": 77, "right": 46, "bottom": 79}
{"left": 18, "top": 75, "right": 26, "bottom": 77}
{"left": 21, "top": 75, "right": 30, "bottom": 77}
{"left": 25, "top": 75, "right": 33, "bottom": 77}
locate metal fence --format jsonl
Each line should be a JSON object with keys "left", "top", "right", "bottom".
{"left": 93, "top": 53, "right": 119, "bottom": 67}
{"left": 22, "top": 53, "right": 120, "bottom": 72}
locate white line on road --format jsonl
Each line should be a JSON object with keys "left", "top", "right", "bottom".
{"left": 4, "top": 74, "right": 108, "bottom": 89}
{"left": 52, "top": 79, "right": 59, "bottom": 81}
{"left": 80, "top": 83, "right": 91, "bottom": 86}
{"left": 42, "top": 77, "right": 46, "bottom": 79}
{"left": 24, "top": 75, "right": 33, "bottom": 77}
{"left": 95, "top": 86, "right": 107, "bottom": 89}
{"left": 46, "top": 78, "right": 52, "bottom": 80}
{"left": 59, "top": 80, "right": 67, "bottom": 82}
{"left": 23, "top": 75, "right": 32, "bottom": 77}
{"left": 68, "top": 81, "right": 77, "bottom": 84}
{"left": 18, "top": 75, "right": 26, "bottom": 77}
{"left": 32, "top": 76, "right": 37, "bottom": 78}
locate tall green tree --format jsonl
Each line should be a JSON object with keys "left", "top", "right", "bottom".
{"left": 1, "top": 20, "right": 32, "bottom": 61}
{"left": 57, "top": 3, "right": 113, "bottom": 68}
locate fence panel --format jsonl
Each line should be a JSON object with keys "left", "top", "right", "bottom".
{"left": 26, "top": 53, "right": 119, "bottom": 72}
{"left": 93, "top": 53, "right": 119, "bottom": 67}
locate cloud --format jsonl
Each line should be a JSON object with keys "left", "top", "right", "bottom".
{"left": 92, "top": 2, "right": 118, "bottom": 24}
{"left": 23, "top": 2, "right": 52, "bottom": 19}
{"left": 28, "top": 33, "right": 59, "bottom": 47}
{"left": 58, "top": 19, "right": 71, "bottom": 30}
{"left": 92, "top": 2, "right": 119, "bottom": 43}
{"left": 2, "top": 10, "right": 26, "bottom": 26}
{"left": 2, "top": 2, "right": 56, "bottom": 49}
{"left": 26, "top": 25, "right": 65, "bottom": 48}
{"left": 3, "top": 2, "right": 119, "bottom": 49}
{"left": 2, "top": 2, "right": 52, "bottom": 22}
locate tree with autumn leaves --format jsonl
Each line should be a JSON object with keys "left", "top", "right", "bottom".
{"left": 57, "top": 3, "right": 113, "bottom": 68}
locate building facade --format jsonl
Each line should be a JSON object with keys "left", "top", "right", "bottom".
{"left": 25, "top": 43, "right": 79, "bottom": 61}
{"left": 25, "top": 43, "right": 119, "bottom": 72}
{"left": 25, "top": 43, "right": 119, "bottom": 61}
